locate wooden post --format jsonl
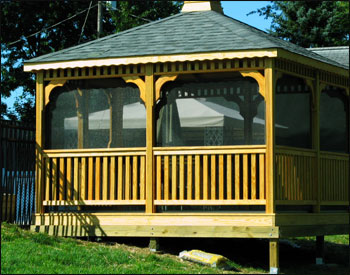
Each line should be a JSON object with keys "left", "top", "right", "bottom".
{"left": 311, "top": 72, "right": 321, "bottom": 213}
{"left": 269, "top": 239, "right": 279, "bottom": 274}
{"left": 265, "top": 59, "right": 276, "bottom": 214}
{"left": 97, "top": 1, "right": 103, "bottom": 38}
{"left": 35, "top": 71, "right": 45, "bottom": 214}
{"left": 149, "top": 237, "right": 160, "bottom": 252}
{"left": 315, "top": 236, "right": 325, "bottom": 265}
{"left": 145, "top": 64, "right": 155, "bottom": 213}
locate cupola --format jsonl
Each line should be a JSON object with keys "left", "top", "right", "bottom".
{"left": 181, "top": 1, "right": 223, "bottom": 14}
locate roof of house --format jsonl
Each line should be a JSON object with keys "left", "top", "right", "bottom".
{"left": 24, "top": 10, "right": 347, "bottom": 69}
{"left": 307, "top": 46, "right": 349, "bottom": 68}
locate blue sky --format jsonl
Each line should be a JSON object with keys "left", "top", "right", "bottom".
{"left": 2, "top": 1, "right": 273, "bottom": 114}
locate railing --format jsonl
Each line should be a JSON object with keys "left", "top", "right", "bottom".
{"left": 154, "top": 146, "right": 267, "bottom": 205}
{"left": 320, "top": 151, "right": 349, "bottom": 204}
{"left": 42, "top": 148, "right": 146, "bottom": 206}
{"left": 275, "top": 146, "right": 317, "bottom": 204}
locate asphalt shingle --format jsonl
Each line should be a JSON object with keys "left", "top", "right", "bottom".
{"left": 24, "top": 11, "right": 348, "bottom": 69}
{"left": 307, "top": 47, "right": 349, "bottom": 68}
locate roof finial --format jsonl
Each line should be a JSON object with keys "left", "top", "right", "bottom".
{"left": 181, "top": 1, "right": 223, "bottom": 14}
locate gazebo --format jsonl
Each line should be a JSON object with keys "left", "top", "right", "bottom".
{"left": 24, "top": 1, "right": 349, "bottom": 273}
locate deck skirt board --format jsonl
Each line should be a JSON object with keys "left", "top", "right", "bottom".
{"left": 32, "top": 212, "right": 349, "bottom": 238}
{"left": 34, "top": 213, "right": 275, "bottom": 227}
{"left": 31, "top": 224, "right": 279, "bottom": 238}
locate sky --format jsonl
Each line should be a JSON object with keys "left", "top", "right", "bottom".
{"left": 2, "top": 1, "right": 273, "bottom": 115}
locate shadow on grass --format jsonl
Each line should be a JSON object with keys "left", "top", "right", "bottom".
{"left": 91, "top": 236, "right": 349, "bottom": 274}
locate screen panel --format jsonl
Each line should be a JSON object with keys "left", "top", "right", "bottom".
{"left": 320, "top": 85, "right": 348, "bottom": 153}
{"left": 275, "top": 74, "right": 312, "bottom": 148}
{"left": 46, "top": 79, "right": 146, "bottom": 149}
{"left": 156, "top": 73, "right": 265, "bottom": 147}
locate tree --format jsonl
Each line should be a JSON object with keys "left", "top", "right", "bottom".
{"left": 249, "top": 1, "right": 350, "bottom": 48}
{"left": 1, "top": 0, "right": 182, "bottom": 125}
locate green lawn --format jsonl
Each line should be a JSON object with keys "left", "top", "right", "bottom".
{"left": 1, "top": 222, "right": 349, "bottom": 274}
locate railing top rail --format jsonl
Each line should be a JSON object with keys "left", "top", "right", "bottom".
{"left": 154, "top": 145, "right": 266, "bottom": 151}
{"left": 154, "top": 145, "right": 266, "bottom": 155}
{"left": 44, "top": 147, "right": 146, "bottom": 158}
{"left": 320, "top": 151, "right": 350, "bottom": 160}
{"left": 275, "top": 145, "right": 317, "bottom": 157}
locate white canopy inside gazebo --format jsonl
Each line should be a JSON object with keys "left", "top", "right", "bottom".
{"left": 64, "top": 98, "right": 281, "bottom": 130}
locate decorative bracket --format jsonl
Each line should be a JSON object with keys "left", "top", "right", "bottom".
{"left": 305, "top": 79, "right": 316, "bottom": 110}
{"left": 155, "top": 75, "right": 178, "bottom": 102}
{"left": 45, "top": 80, "right": 67, "bottom": 106}
{"left": 122, "top": 76, "right": 146, "bottom": 103}
{"left": 239, "top": 71, "right": 265, "bottom": 98}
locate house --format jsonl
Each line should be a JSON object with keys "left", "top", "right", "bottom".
{"left": 23, "top": 1, "right": 349, "bottom": 273}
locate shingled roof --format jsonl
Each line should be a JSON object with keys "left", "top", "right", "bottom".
{"left": 24, "top": 10, "right": 347, "bottom": 70}
{"left": 307, "top": 46, "right": 349, "bottom": 68}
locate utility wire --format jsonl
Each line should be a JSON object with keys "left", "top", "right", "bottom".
{"left": 7, "top": 3, "right": 98, "bottom": 46}
{"left": 7, "top": 2, "right": 153, "bottom": 47}
{"left": 78, "top": 1, "right": 93, "bottom": 44}
{"left": 129, "top": 13, "right": 152, "bottom": 23}
{"left": 102, "top": 1, "right": 152, "bottom": 23}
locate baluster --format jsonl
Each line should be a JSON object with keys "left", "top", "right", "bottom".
{"left": 156, "top": 156, "right": 162, "bottom": 200}
{"left": 88, "top": 157, "right": 93, "bottom": 200}
{"left": 67, "top": 158, "right": 72, "bottom": 201}
{"left": 187, "top": 156, "right": 193, "bottom": 200}
{"left": 243, "top": 154, "right": 248, "bottom": 200}
{"left": 251, "top": 154, "right": 256, "bottom": 200}
{"left": 211, "top": 155, "right": 216, "bottom": 200}
{"left": 117, "top": 157, "right": 123, "bottom": 200}
{"left": 125, "top": 156, "right": 131, "bottom": 200}
{"left": 179, "top": 155, "right": 185, "bottom": 200}
{"left": 195, "top": 155, "right": 201, "bottom": 200}
{"left": 235, "top": 155, "right": 240, "bottom": 200}
{"left": 140, "top": 156, "right": 145, "bottom": 200}
{"left": 110, "top": 157, "right": 116, "bottom": 200}
{"left": 164, "top": 156, "right": 170, "bottom": 200}
{"left": 203, "top": 155, "right": 209, "bottom": 200}
{"left": 133, "top": 156, "right": 138, "bottom": 200}
{"left": 59, "top": 158, "right": 65, "bottom": 200}
{"left": 81, "top": 158, "right": 86, "bottom": 200}
{"left": 259, "top": 154, "right": 265, "bottom": 200}
{"left": 172, "top": 156, "right": 177, "bottom": 200}
{"left": 226, "top": 155, "right": 232, "bottom": 200}
{"left": 103, "top": 157, "right": 108, "bottom": 200}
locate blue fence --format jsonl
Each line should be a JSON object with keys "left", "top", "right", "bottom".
{"left": 1, "top": 120, "right": 35, "bottom": 226}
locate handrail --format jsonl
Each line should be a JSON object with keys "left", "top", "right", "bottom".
{"left": 43, "top": 148, "right": 146, "bottom": 158}
{"left": 275, "top": 145, "right": 317, "bottom": 157}
{"left": 320, "top": 151, "right": 349, "bottom": 160}
{"left": 154, "top": 145, "right": 266, "bottom": 155}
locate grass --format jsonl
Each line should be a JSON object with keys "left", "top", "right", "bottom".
{"left": 1, "top": 222, "right": 349, "bottom": 274}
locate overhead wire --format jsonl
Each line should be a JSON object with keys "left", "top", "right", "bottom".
{"left": 78, "top": 1, "right": 93, "bottom": 44}
{"left": 7, "top": 2, "right": 154, "bottom": 47}
{"left": 7, "top": 3, "right": 98, "bottom": 46}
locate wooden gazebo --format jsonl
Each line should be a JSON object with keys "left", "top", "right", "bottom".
{"left": 24, "top": 2, "right": 349, "bottom": 273}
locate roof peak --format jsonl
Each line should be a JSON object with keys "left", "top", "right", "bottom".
{"left": 181, "top": 1, "right": 223, "bottom": 14}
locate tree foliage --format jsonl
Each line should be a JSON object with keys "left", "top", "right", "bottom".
{"left": 250, "top": 1, "right": 350, "bottom": 48}
{"left": 1, "top": 0, "right": 181, "bottom": 124}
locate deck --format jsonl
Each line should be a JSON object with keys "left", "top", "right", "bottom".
{"left": 33, "top": 145, "right": 349, "bottom": 239}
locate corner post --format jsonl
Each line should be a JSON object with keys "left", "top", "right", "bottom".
{"left": 35, "top": 71, "right": 45, "bottom": 214}
{"left": 145, "top": 64, "right": 155, "bottom": 213}
{"left": 265, "top": 58, "right": 276, "bottom": 214}
{"left": 311, "top": 71, "right": 321, "bottom": 213}
{"left": 269, "top": 239, "right": 279, "bottom": 274}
